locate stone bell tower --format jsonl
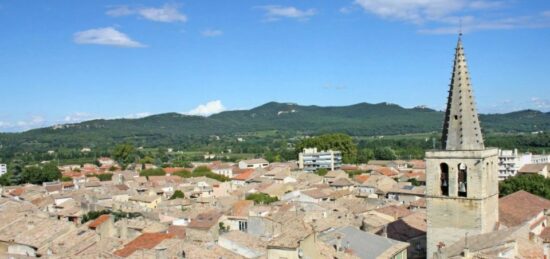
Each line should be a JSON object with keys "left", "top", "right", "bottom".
{"left": 425, "top": 34, "right": 499, "bottom": 258}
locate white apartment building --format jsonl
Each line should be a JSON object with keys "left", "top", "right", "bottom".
{"left": 298, "top": 148, "right": 342, "bottom": 172}
{"left": 498, "top": 149, "right": 532, "bottom": 180}
{"left": 532, "top": 154, "right": 550, "bottom": 164}
{"left": 0, "top": 164, "right": 6, "bottom": 176}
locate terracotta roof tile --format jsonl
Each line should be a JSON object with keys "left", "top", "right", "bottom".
{"left": 114, "top": 233, "right": 175, "bottom": 257}
{"left": 499, "top": 190, "right": 550, "bottom": 227}
{"left": 232, "top": 169, "right": 255, "bottom": 181}
{"left": 232, "top": 200, "right": 254, "bottom": 217}
{"left": 88, "top": 214, "right": 110, "bottom": 229}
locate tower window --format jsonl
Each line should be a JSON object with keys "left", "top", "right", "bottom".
{"left": 440, "top": 163, "right": 449, "bottom": 196}
{"left": 458, "top": 163, "right": 467, "bottom": 197}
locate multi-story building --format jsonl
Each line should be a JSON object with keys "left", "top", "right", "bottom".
{"left": 532, "top": 154, "right": 550, "bottom": 164}
{"left": 498, "top": 149, "right": 532, "bottom": 180}
{"left": 0, "top": 164, "right": 6, "bottom": 176}
{"left": 298, "top": 148, "right": 342, "bottom": 172}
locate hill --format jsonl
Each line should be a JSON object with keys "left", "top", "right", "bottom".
{"left": 0, "top": 102, "right": 549, "bottom": 153}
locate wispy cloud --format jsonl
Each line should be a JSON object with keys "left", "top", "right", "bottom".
{"left": 123, "top": 112, "right": 152, "bottom": 119}
{"left": 0, "top": 116, "right": 47, "bottom": 132}
{"left": 186, "top": 100, "right": 226, "bottom": 116}
{"left": 107, "top": 4, "right": 187, "bottom": 23}
{"left": 201, "top": 29, "right": 223, "bottom": 37}
{"left": 73, "top": 27, "right": 146, "bottom": 47}
{"left": 258, "top": 5, "right": 316, "bottom": 21}
{"left": 353, "top": 0, "right": 550, "bottom": 33}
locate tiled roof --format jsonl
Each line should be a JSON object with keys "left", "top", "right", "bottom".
{"left": 499, "top": 190, "right": 550, "bottom": 227}
{"left": 88, "top": 214, "right": 110, "bottom": 229}
{"left": 232, "top": 169, "right": 255, "bottom": 181}
{"left": 353, "top": 174, "right": 370, "bottom": 184}
{"left": 232, "top": 200, "right": 254, "bottom": 217}
{"left": 241, "top": 158, "right": 269, "bottom": 165}
{"left": 114, "top": 233, "right": 175, "bottom": 257}
{"left": 518, "top": 164, "right": 548, "bottom": 173}
{"left": 188, "top": 210, "right": 222, "bottom": 230}
{"left": 375, "top": 205, "right": 413, "bottom": 219}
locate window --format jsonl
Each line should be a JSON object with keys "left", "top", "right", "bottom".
{"left": 440, "top": 163, "right": 449, "bottom": 196}
{"left": 458, "top": 163, "right": 467, "bottom": 197}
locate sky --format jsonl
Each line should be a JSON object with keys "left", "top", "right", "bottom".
{"left": 0, "top": 0, "right": 549, "bottom": 132}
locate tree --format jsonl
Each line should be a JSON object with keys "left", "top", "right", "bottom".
{"left": 296, "top": 133, "right": 358, "bottom": 163}
{"left": 499, "top": 174, "right": 550, "bottom": 199}
{"left": 170, "top": 190, "right": 185, "bottom": 200}
{"left": 374, "top": 147, "right": 398, "bottom": 160}
{"left": 246, "top": 192, "right": 279, "bottom": 205}
{"left": 113, "top": 143, "right": 136, "bottom": 165}
{"left": 20, "top": 163, "right": 61, "bottom": 184}
{"left": 357, "top": 148, "right": 374, "bottom": 164}
{"left": 315, "top": 168, "right": 328, "bottom": 176}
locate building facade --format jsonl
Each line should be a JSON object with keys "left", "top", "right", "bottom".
{"left": 426, "top": 35, "right": 499, "bottom": 258}
{"left": 298, "top": 148, "right": 342, "bottom": 172}
{"left": 498, "top": 149, "right": 532, "bottom": 180}
{"left": 0, "top": 164, "right": 6, "bottom": 176}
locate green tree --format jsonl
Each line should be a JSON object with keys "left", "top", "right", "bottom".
{"left": 374, "top": 147, "right": 398, "bottom": 160}
{"left": 315, "top": 168, "right": 328, "bottom": 176}
{"left": 113, "top": 143, "right": 136, "bottom": 165}
{"left": 246, "top": 192, "right": 279, "bottom": 205}
{"left": 21, "top": 163, "right": 61, "bottom": 184}
{"left": 357, "top": 148, "right": 374, "bottom": 164}
{"left": 169, "top": 190, "right": 185, "bottom": 200}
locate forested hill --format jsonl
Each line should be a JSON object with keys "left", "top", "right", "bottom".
{"left": 1, "top": 102, "right": 549, "bottom": 152}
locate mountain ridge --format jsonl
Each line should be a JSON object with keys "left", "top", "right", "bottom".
{"left": 0, "top": 102, "right": 548, "bottom": 152}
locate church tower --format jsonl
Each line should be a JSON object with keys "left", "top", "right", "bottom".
{"left": 426, "top": 35, "right": 499, "bottom": 258}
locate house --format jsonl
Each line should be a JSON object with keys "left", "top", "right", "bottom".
{"left": 128, "top": 194, "right": 161, "bottom": 211}
{"left": 357, "top": 174, "right": 398, "bottom": 198}
{"left": 518, "top": 164, "right": 549, "bottom": 178}
{"left": 387, "top": 184, "right": 426, "bottom": 204}
{"left": 239, "top": 158, "right": 269, "bottom": 169}
{"left": 317, "top": 226, "right": 409, "bottom": 259}
{"left": 323, "top": 170, "right": 349, "bottom": 184}
{"left": 210, "top": 163, "right": 234, "bottom": 178}
{"left": 372, "top": 167, "right": 400, "bottom": 179}
{"left": 232, "top": 169, "right": 257, "bottom": 186}
{"left": 226, "top": 200, "right": 254, "bottom": 232}
{"left": 499, "top": 190, "right": 550, "bottom": 235}
{"left": 385, "top": 211, "right": 427, "bottom": 258}
{"left": 186, "top": 210, "right": 223, "bottom": 242}
{"left": 266, "top": 218, "right": 321, "bottom": 259}
{"left": 218, "top": 230, "right": 267, "bottom": 258}
{"left": 114, "top": 232, "right": 175, "bottom": 257}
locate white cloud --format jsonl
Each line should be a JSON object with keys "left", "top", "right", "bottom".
{"left": 73, "top": 27, "right": 146, "bottom": 47}
{"left": 187, "top": 100, "right": 226, "bottom": 116}
{"left": 201, "top": 29, "right": 223, "bottom": 37}
{"left": 259, "top": 5, "right": 316, "bottom": 21}
{"left": 106, "top": 5, "right": 134, "bottom": 17}
{"left": 353, "top": 0, "right": 550, "bottom": 33}
{"left": 107, "top": 4, "right": 187, "bottom": 23}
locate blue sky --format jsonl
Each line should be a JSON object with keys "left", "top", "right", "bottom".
{"left": 1, "top": 0, "right": 549, "bottom": 132}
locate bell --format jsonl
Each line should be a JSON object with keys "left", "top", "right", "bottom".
{"left": 459, "top": 182, "right": 466, "bottom": 192}
{"left": 442, "top": 180, "right": 448, "bottom": 187}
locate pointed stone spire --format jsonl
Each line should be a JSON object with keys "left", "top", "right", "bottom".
{"left": 441, "top": 35, "right": 485, "bottom": 150}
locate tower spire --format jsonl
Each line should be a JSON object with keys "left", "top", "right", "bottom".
{"left": 441, "top": 35, "right": 485, "bottom": 150}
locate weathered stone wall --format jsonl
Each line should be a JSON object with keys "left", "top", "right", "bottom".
{"left": 426, "top": 148, "right": 499, "bottom": 258}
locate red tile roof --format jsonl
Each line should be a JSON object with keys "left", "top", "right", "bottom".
{"left": 167, "top": 225, "right": 186, "bottom": 239}
{"left": 9, "top": 187, "right": 25, "bottom": 197}
{"left": 353, "top": 174, "right": 370, "bottom": 184}
{"left": 232, "top": 169, "right": 255, "bottom": 181}
{"left": 373, "top": 167, "right": 398, "bottom": 177}
{"left": 88, "top": 214, "right": 110, "bottom": 229}
{"left": 499, "top": 190, "right": 550, "bottom": 227}
{"left": 188, "top": 210, "right": 222, "bottom": 230}
{"left": 114, "top": 233, "right": 175, "bottom": 257}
